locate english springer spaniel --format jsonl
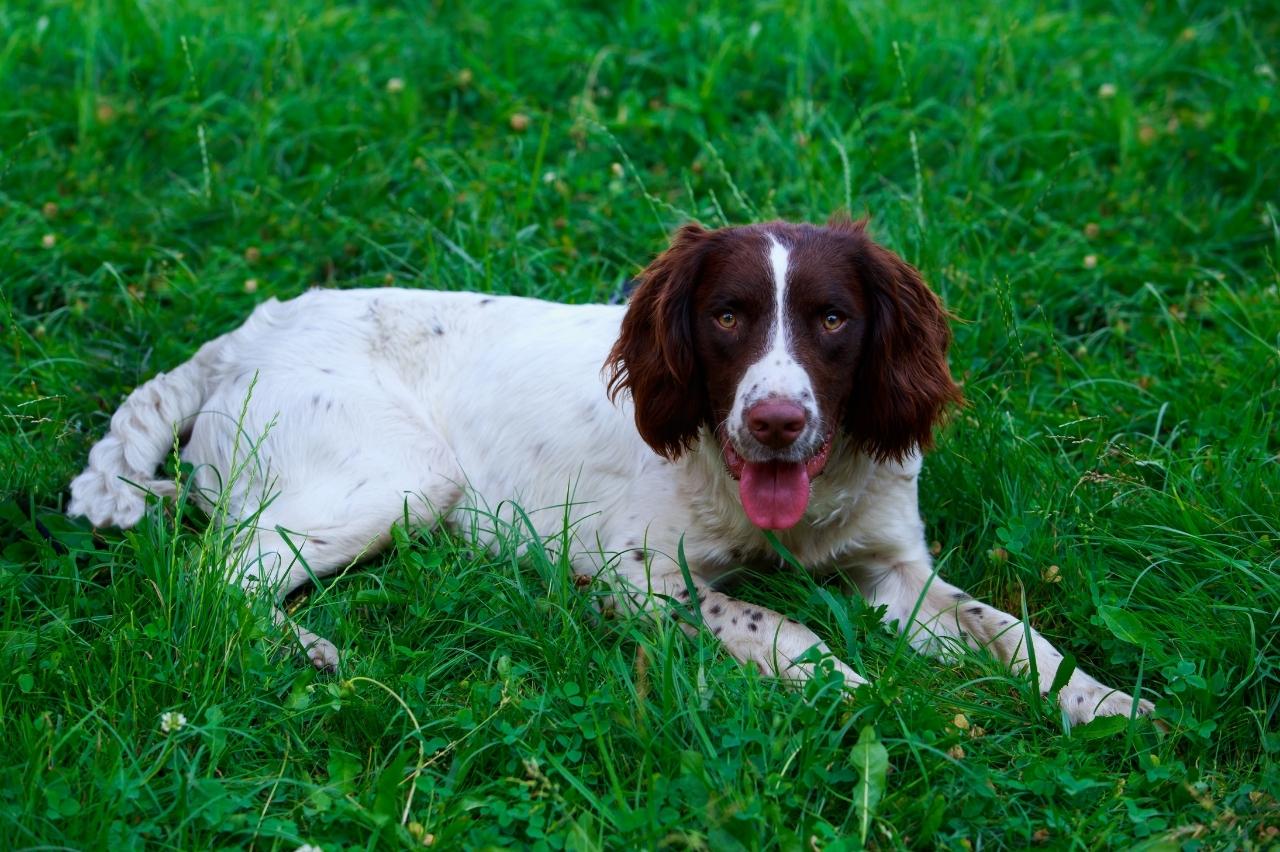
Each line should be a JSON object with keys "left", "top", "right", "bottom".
{"left": 68, "top": 216, "right": 1153, "bottom": 724}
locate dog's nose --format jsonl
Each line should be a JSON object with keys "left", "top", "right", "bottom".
{"left": 747, "top": 400, "right": 807, "bottom": 449}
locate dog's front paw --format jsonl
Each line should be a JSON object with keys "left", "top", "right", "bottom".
{"left": 830, "top": 658, "right": 870, "bottom": 692}
{"left": 1060, "top": 680, "right": 1153, "bottom": 724}
{"left": 777, "top": 652, "right": 869, "bottom": 696}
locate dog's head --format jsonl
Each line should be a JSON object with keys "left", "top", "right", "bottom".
{"left": 606, "top": 216, "right": 961, "bottom": 530}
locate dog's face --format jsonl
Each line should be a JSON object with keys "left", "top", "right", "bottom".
{"left": 607, "top": 216, "right": 961, "bottom": 530}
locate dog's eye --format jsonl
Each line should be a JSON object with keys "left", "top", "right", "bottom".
{"left": 821, "top": 311, "right": 847, "bottom": 332}
{"left": 716, "top": 311, "right": 737, "bottom": 330}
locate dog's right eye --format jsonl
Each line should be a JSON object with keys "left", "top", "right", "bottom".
{"left": 715, "top": 310, "right": 737, "bottom": 330}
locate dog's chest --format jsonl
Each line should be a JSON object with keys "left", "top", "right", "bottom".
{"left": 673, "top": 446, "right": 881, "bottom": 580}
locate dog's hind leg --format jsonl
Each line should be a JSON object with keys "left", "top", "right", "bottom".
{"left": 179, "top": 367, "right": 466, "bottom": 670}
{"left": 216, "top": 437, "right": 465, "bottom": 672}
{"left": 231, "top": 523, "right": 377, "bottom": 672}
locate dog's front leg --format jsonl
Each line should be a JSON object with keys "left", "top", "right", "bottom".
{"left": 610, "top": 561, "right": 866, "bottom": 688}
{"left": 852, "top": 556, "right": 1154, "bottom": 724}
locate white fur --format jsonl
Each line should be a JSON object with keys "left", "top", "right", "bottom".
{"left": 727, "top": 234, "right": 821, "bottom": 458}
{"left": 68, "top": 286, "right": 1151, "bottom": 724}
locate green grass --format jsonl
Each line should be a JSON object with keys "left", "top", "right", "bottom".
{"left": 3, "top": 0, "right": 1278, "bottom": 847}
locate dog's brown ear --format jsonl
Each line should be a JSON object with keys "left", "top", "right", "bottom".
{"left": 842, "top": 224, "right": 962, "bottom": 461}
{"left": 606, "top": 223, "right": 712, "bottom": 459}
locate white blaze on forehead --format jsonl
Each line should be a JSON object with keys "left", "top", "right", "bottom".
{"left": 768, "top": 235, "right": 790, "bottom": 340}
{"left": 764, "top": 234, "right": 791, "bottom": 357}
{"left": 727, "top": 232, "right": 820, "bottom": 455}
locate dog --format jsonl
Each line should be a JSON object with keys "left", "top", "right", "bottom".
{"left": 68, "top": 216, "right": 1153, "bottom": 724}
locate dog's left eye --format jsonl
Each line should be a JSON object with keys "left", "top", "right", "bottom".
{"left": 821, "top": 311, "right": 847, "bottom": 332}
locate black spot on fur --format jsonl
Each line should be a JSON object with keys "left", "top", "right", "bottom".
{"left": 678, "top": 588, "right": 690, "bottom": 600}
{"left": 968, "top": 606, "right": 983, "bottom": 616}
{"left": 952, "top": 591, "right": 972, "bottom": 601}
{"left": 312, "top": 394, "right": 321, "bottom": 406}
{"left": 710, "top": 605, "right": 722, "bottom": 616}
{"left": 747, "top": 622, "right": 758, "bottom": 632}
{"left": 732, "top": 618, "right": 738, "bottom": 625}
{"left": 632, "top": 552, "right": 644, "bottom": 562}
{"left": 320, "top": 367, "right": 334, "bottom": 374}
{"left": 432, "top": 324, "right": 444, "bottom": 335}
{"left": 311, "top": 537, "right": 328, "bottom": 546}
{"left": 1077, "top": 696, "right": 1084, "bottom": 704}
{"left": 480, "top": 298, "right": 494, "bottom": 305}
{"left": 751, "top": 611, "right": 763, "bottom": 622}
{"left": 713, "top": 626, "right": 722, "bottom": 636}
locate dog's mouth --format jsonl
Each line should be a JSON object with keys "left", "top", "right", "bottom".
{"left": 721, "top": 430, "right": 832, "bottom": 531}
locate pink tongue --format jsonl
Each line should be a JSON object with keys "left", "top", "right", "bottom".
{"left": 738, "top": 461, "right": 811, "bottom": 530}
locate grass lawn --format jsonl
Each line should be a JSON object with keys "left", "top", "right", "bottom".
{"left": 3, "top": 0, "right": 1278, "bottom": 847}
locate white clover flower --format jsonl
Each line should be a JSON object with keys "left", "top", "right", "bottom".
{"left": 295, "top": 845, "right": 323, "bottom": 852}
{"left": 1097, "top": 82, "right": 1117, "bottom": 99}
{"left": 159, "top": 711, "right": 187, "bottom": 734}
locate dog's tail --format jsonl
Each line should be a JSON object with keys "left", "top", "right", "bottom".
{"left": 68, "top": 336, "right": 226, "bottom": 528}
